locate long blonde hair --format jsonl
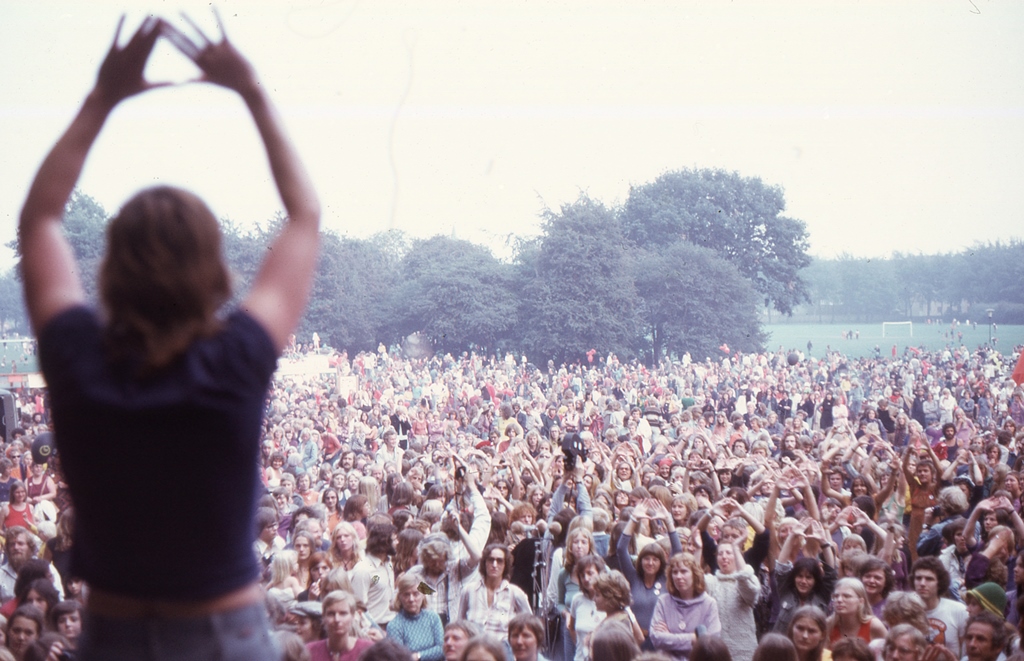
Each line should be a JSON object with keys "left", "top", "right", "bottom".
{"left": 270, "top": 550, "right": 297, "bottom": 586}
{"left": 833, "top": 577, "right": 874, "bottom": 623}
{"left": 563, "top": 529, "right": 595, "bottom": 575}
{"left": 329, "top": 521, "right": 364, "bottom": 567}
{"left": 358, "top": 477, "right": 380, "bottom": 513}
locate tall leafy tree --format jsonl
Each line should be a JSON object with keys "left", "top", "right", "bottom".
{"left": 305, "top": 231, "right": 404, "bottom": 352}
{"left": 620, "top": 168, "right": 811, "bottom": 314}
{"left": 518, "top": 195, "right": 638, "bottom": 363}
{"left": 387, "top": 236, "right": 516, "bottom": 354}
{"left": 6, "top": 190, "right": 111, "bottom": 301}
{"left": 634, "top": 243, "right": 765, "bottom": 361}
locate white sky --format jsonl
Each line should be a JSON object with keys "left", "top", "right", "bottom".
{"left": 1, "top": 0, "right": 1022, "bottom": 270}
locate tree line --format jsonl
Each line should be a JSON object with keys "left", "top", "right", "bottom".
{"left": 800, "top": 243, "right": 1024, "bottom": 325}
{"left": 0, "top": 169, "right": 1018, "bottom": 363}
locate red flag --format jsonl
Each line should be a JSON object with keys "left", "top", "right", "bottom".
{"left": 1012, "top": 351, "right": 1024, "bottom": 386}
{"left": 719, "top": 343, "right": 730, "bottom": 354}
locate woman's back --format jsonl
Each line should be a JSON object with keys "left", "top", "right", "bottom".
{"left": 39, "top": 306, "right": 277, "bottom": 599}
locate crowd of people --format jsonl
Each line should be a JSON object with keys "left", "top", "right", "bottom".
{"left": 1, "top": 338, "right": 1024, "bottom": 661}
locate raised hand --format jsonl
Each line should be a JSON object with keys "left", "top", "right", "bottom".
{"left": 95, "top": 15, "right": 165, "bottom": 107}
{"left": 720, "top": 498, "right": 742, "bottom": 517}
{"left": 806, "top": 519, "right": 830, "bottom": 545}
{"left": 838, "top": 506, "right": 864, "bottom": 527}
{"left": 782, "top": 465, "right": 806, "bottom": 490}
{"left": 649, "top": 500, "right": 672, "bottom": 521}
{"left": 163, "top": 10, "right": 259, "bottom": 97}
{"left": 994, "top": 495, "right": 1015, "bottom": 511}
{"left": 977, "top": 497, "right": 999, "bottom": 512}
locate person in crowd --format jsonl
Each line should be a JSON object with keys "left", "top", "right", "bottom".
{"left": 910, "top": 557, "right": 968, "bottom": 657}
{"left": 387, "top": 572, "right": 445, "bottom": 661}
{"left": 361, "top": 638, "right": 416, "bottom": 661}
{"left": 47, "top": 600, "right": 82, "bottom": 652}
{"left": 962, "top": 612, "right": 1009, "bottom": 661}
{"left": 880, "top": 624, "right": 929, "bottom": 661}
{"left": 289, "top": 601, "right": 323, "bottom": 645}
{"left": 459, "top": 635, "right": 509, "bottom": 661}
{"left": 330, "top": 521, "right": 364, "bottom": 572}
{"left": 351, "top": 522, "right": 397, "bottom": 628}
{"left": 509, "top": 614, "right": 548, "bottom": 661}
{"left": 307, "top": 591, "right": 373, "bottom": 661}
{"left": 772, "top": 519, "right": 837, "bottom": 633}
{"left": 828, "top": 637, "right": 873, "bottom": 661}
{"left": 857, "top": 557, "right": 896, "bottom": 618}
{"left": 650, "top": 553, "right": 721, "bottom": 661}
{"left": 826, "top": 577, "right": 887, "bottom": 646}
{"left": 297, "top": 552, "right": 332, "bottom": 602}
{"left": 702, "top": 541, "right": 761, "bottom": 661}
{"left": 0, "top": 483, "right": 34, "bottom": 535}
{"left": 267, "top": 551, "right": 303, "bottom": 608}
{"left": 688, "top": 636, "right": 732, "bottom": 661}
{"left": 590, "top": 626, "right": 640, "bottom": 661}
{"left": 443, "top": 622, "right": 482, "bottom": 661}
{"left": 403, "top": 511, "right": 486, "bottom": 625}
{"left": 5, "top": 605, "right": 43, "bottom": 661}
{"left": 751, "top": 634, "right": 797, "bottom": 661}
{"left": 567, "top": 554, "right": 607, "bottom": 661}
{"left": 788, "top": 606, "right": 828, "bottom": 661}
{"left": 0, "top": 530, "right": 62, "bottom": 605}
{"left": 591, "top": 570, "right": 644, "bottom": 646}
{"left": 616, "top": 500, "right": 682, "bottom": 648}
{"left": 457, "top": 544, "right": 531, "bottom": 642}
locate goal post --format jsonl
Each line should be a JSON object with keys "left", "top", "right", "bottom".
{"left": 881, "top": 321, "right": 913, "bottom": 338}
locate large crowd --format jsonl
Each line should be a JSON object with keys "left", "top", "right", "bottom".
{"left": 1, "top": 339, "right": 1024, "bottom": 661}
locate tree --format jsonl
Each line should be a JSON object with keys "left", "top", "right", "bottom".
{"left": 386, "top": 236, "right": 517, "bottom": 354}
{"left": 620, "top": 168, "right": 811, "bottom": 314}
{"left": 305, "top": 231, "right": 404, "bottom": 352}
{"left": 517, "top": 195, "right": 638, "bottom": 363}
{"left": 6, "top": 190, "right": 111, "bottom": 301}
{"left": 634, "top": 243, "right": 765, "bottom": 361}
{"left": 220, "top": 215, "right": 277, "bottom": 306}
{"left": 832, "top": 254, "right": 899, "bottom": 322}
{"left": 802, "top": 258, "right": 841, "bottom": 323}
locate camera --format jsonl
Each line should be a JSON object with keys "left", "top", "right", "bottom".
{"left": 561, "top": 433, "right": 587, "bottom": 472}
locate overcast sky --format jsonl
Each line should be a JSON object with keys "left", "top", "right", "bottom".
{"left": 1, "top": 0, "right": 1022, "bottom": 270}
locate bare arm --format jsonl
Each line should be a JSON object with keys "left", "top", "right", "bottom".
{"left": 167, "top": 15, "right": 321, "bottom": 353}
{"left": 902, "top": 445, "right": 916, "bottom": 485}
{"left": 763, "top": 481, "right": 781, "bottom": 532}
{"left": 819, "top": 461, "right": 847, "bottom": 504}
{"left": 802, "top": 479, "right": 822, "bottom": 524}
{"left": 19, "top": 18, "right": 164, "bottom": 333}
{"left": 941, "top": 453, "right": 967, "bottom": 482}
{"left": 874, "top": 455, "right": 901, "bottom": 512}
{"left": 962, "top": 498, "right": 991, "bottom": 549}
{"left": 777, "top": 526, "right": 803, "bottom": 564}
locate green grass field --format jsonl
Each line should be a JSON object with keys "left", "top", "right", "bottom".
{"left": 764, "top": 322, "right": 1024, "bottom": 359}
{"left": 0, "top": 339, "right": 38, "bottom": 374}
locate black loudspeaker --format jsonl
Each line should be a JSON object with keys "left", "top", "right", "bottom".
{"left": 0, "top": 389, "right": 15, "bottom": 443}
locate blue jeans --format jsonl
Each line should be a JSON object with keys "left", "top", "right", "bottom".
{"left": 78, "top": 602, "right": 279, "bottom": 661}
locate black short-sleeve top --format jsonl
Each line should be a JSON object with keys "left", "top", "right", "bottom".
{"left": 38, "top": 306, "right": 277, "bottom": 600}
